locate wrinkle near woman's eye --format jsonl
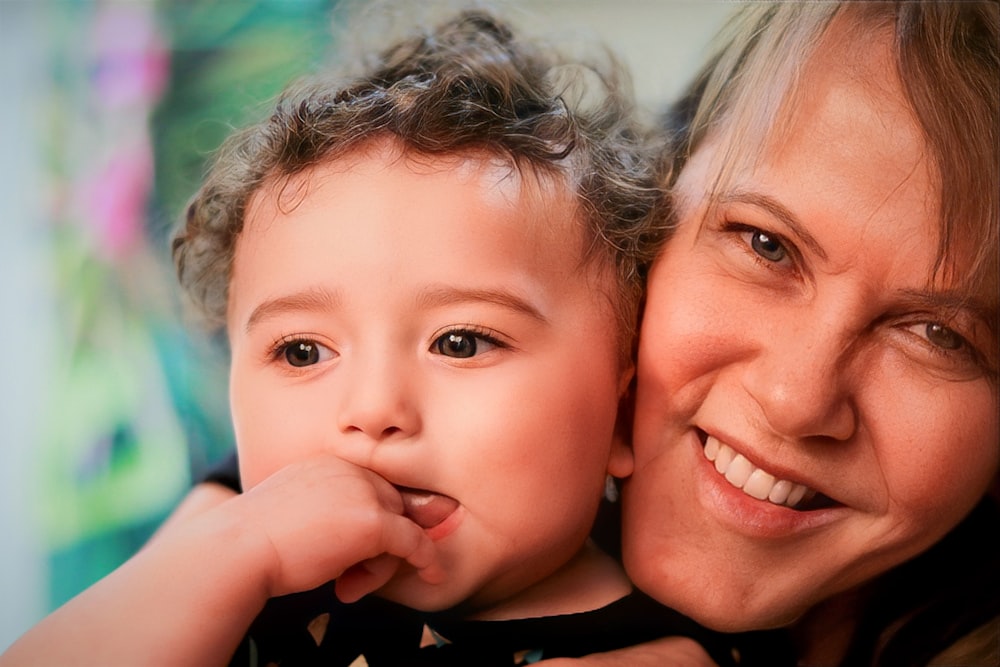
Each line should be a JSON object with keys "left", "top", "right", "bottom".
{"left": 897, "top": 320, "right": 992, "bottom": 378}
{"left": 901, "top": 320, "right": 976, "bottom": 356}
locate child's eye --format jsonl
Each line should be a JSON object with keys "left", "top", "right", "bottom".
{"left": 275, "top": 338, "right": 335, "bottom": 367}
{"left": 431, "top": 329, "right": 503, "bottom": 359}
{"left": 747, "top": 229, "right": 787, "bottom": 263}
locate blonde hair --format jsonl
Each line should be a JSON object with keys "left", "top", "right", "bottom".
{"left": 664, "top": 1, "right": 999, "bottom": 376}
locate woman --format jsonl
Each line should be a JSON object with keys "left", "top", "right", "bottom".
{"left": 144, "top": 2, "right": 1000, "bottom": 665}
{"left": 186, "top": 4, "right": 997, "bottom": 663}
{"left": 619, "top": 2, "right": 999, "bottom": 665}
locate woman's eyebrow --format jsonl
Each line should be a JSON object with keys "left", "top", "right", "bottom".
{"left": 896, "top": 288, "right": 995, "bottom": 330}
{"left": 717, "top": 190, "right": 828, "bottom": 261}
{"left": 416, "top": 285, "right": 548, "bottom": 323}
{"left": 244, "top": 287, "right": 341, "bottom": 333}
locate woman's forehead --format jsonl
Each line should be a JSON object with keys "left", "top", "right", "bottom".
{"left": 713, "top": 13, "right": 903, "bottom": 172}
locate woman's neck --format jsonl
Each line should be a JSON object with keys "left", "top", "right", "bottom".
{"left": 469, "top": 540, "right": 632, "bottom": 621}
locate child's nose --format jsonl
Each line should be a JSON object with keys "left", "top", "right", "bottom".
{"left": 336, "top": 356, "right": 421, "bottom": 441}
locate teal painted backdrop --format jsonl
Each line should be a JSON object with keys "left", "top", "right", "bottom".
{"left": 0, "top": 1, "right": 338, "bottom": 644}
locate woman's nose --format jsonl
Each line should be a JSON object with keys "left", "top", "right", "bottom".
{"left": 741, "top": 319, "right": 858, "bottom": 442}
{"left": 336, "top": 356, "right": 421, "bottom": 441}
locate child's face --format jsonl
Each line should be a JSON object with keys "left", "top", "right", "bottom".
{"left": 226, "top": 139, "right": 632, "bottom": 615}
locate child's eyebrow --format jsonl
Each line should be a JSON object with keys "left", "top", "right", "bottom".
{"left": 243, "top": 285, "right": 548, "bottom": 333}
{"left": 416, "top": 285, "right": 548, "bottom": 323}
{"left": 244, "top": 287, "right": 341, "bottom": 333}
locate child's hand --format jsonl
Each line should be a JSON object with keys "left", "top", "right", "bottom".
{"left": 223, "top": 454, "right": 443, "bottom": 600}
{"left": 334, "top": 552, "right": 415, "bottom": 603}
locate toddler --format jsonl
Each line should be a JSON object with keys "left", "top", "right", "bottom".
{"left": 2, "top": 9, "right": 729, "bottom": 667}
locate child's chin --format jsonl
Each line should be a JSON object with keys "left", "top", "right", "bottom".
{"left": 375, "top": 575, "right": 468, "bottom": 613}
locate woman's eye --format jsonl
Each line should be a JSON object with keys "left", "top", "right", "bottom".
{"left": 898, "top": 321, "right": 991, "bottom": 378}
{"left": 749, "top": 229, "right": 787, "bottom": 262}
{"left": 431, "top": 330, "right": 500, "bottom": 359}
{"left": 917, "top": 322, "right": 965, "bottom": 351}
{"left": 279, "top": 339, "right": 334, "bottom": 367}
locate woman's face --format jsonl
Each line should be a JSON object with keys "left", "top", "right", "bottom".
{"left": 623, "top": 29, "right": 999, "bottom": 632}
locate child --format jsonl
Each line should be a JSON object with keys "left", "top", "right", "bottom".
{"left": 2, "top": 9, "right": 729, "bottom": 667}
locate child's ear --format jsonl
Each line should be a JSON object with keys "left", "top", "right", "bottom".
{"left": 607, "top": 367, "right": 636, "bottom": 479}
{"left": 607, "top": 426, "right": 633, "bottom": 479}
{"left": 616, "top": 359, "right": 635, "bottom": 396}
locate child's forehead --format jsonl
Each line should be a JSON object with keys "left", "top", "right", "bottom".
{"left": 246, "top": 136, "right": 588, "bottom": 259}
{"left": 264, "top": 135, "right": 582, "bottom": 235}
{"left": 235, "top": 135, "right": 617, "bottom": 311}
{"left": 370, "top": 136, "right": 571, "bottom": 196}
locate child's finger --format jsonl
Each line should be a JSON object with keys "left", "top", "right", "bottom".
{"left": 335, "top": 554, "right": 400, "bottom": 602}
{"left": 334, "top": 513, "right": 444, "bottom": 602}
{"left": 380, "top": 513, "right": 445, "bottom": 584}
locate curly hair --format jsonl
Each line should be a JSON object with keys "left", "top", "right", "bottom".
{"left": 172, "top": 9, "right": 669, "bottom": 359}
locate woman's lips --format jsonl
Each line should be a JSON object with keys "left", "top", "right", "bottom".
{"left": 397, "top": 487, "right": 460, "bottom": 529}
{"left": 703, "top": 435, "right": 835, "bottom": 511}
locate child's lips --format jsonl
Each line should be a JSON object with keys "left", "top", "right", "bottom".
{"left": 396, "top": 487, "right": 459, "bottom": 529}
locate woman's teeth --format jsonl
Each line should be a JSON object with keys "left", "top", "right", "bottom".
{"left": 704, "top": 435, "right": 816, "bottom": 509}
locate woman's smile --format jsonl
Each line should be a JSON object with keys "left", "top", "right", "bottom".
{"left": 702, "top": 434, "right": 829, "bottom": 511}
{"left": 686, "top": 428, "right": 848, "bottom": 539}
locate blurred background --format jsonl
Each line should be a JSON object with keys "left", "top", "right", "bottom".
{"left": 0, "top": 0, "right": 732, "bottom": 651}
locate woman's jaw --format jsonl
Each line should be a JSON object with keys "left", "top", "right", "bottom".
{"left": 622, "top": 427, "right": 877, "bottom": 632}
